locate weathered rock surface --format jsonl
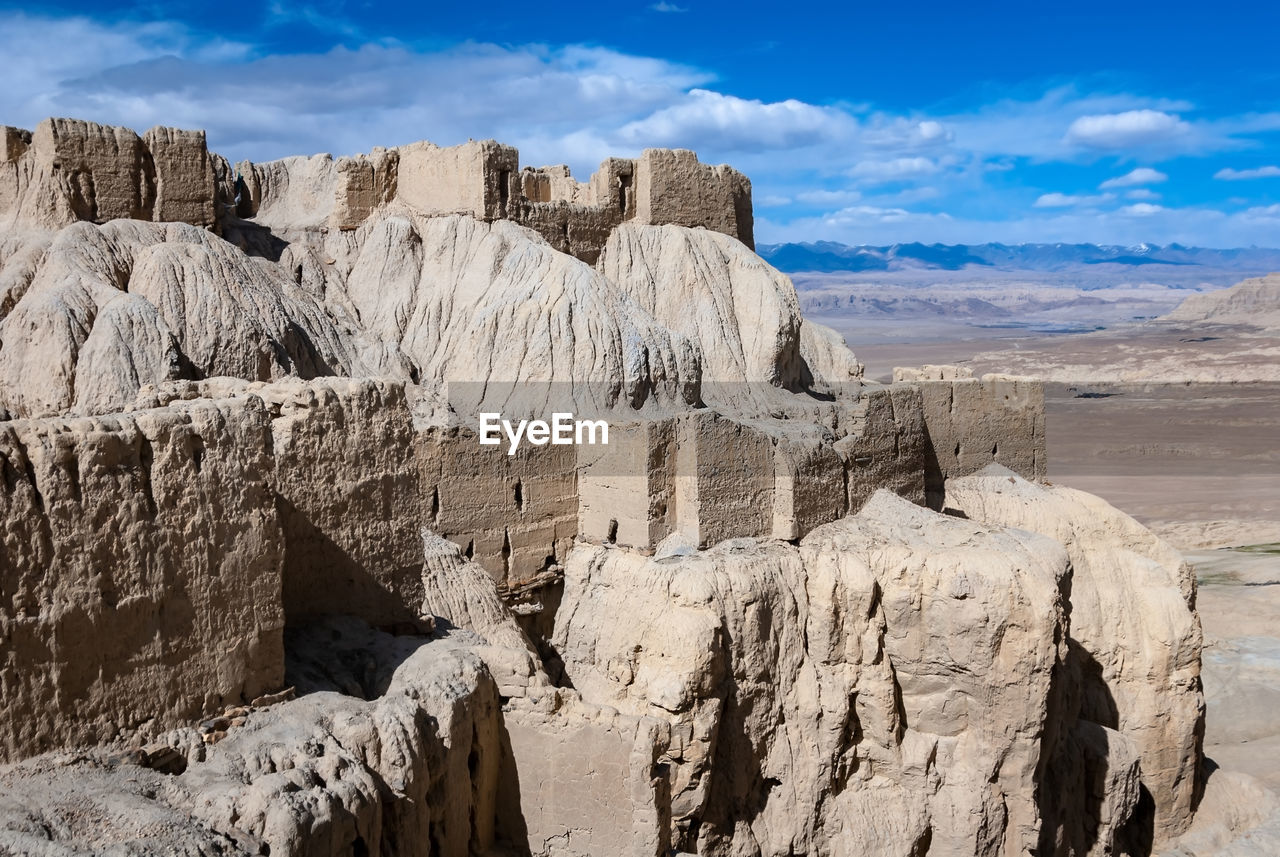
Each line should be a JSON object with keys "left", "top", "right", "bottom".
{"left": 0, "top": 116, "right": 1207, "bottom": 857}
{"left": 1161, "top": 273, "right": 1280, "bottom": 330}
{"left": 0, "top": 220, "right": 360, "bottom": 418}
{"left": 0, "top": 619, "right": 503, "bottom": 857}
{"left": 551, "top": 491, "right": 1090, "bottom": 856}
{"left": 945, "top": 465, "right": 1204, "bottom": 844}
{"left": 0, "top": 393, "right": 284, "bottom": 761}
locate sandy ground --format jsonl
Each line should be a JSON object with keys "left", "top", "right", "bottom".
{"left": 837, "top": 321, "right": 1280, "bottom": 855}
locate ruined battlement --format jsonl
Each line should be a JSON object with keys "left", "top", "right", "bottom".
{"left": 0, "top": 118, "right": 220, "bottom": 229}
{"left": 0, "top": 117, "right": 753, "bottom": 261}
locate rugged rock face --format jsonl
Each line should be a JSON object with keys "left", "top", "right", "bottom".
{"left": 1161, "top": 272, "right": 1280, "bottom": 330}
{"left": 944, "top": 466, "right": 1204, "bottom": 845}
{"left": 0, "top": 117, "right": 1205, "bottom": 857}
{"left": 554, "top": 491, "right": 1074, "bottom": 856}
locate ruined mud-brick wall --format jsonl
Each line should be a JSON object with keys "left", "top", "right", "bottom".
{"left": 894, "top": 365, "right": 1046, "bottom": 508}
{"left": 577, "top": 385, "right": 926, "bottom": 551}
{"left": 0, "top": 374, "right": 1040, "bottom": 762}
{"left": 0, "top": 118, "right": 221, "bottom": 230}
{"left": 2, "top": 118, "right": 752, "bottom": 262}
{"left": 0, "top": 396, "right": 284, "bottom": 761}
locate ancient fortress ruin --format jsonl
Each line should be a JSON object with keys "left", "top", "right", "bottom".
{"left": 2, "top": 118, "right": 753, "bottom": 262}
{"left": 0, "top": 119, "right": 1201, "bottom": 857}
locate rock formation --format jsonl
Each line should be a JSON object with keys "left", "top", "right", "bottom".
{"left": 1161, "top": 273, "right": 1280, "bottom": 330}
{"left": 0, "top": 117, "right": 1204, "bottom": 857}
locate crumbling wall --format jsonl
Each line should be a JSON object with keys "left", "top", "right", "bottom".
{"left": 894, "top": 365, "right": 1046, "bottom": 506}
{"left": 142, "top": 126, "right": 216, "bottom": 227}
{"left": 633, "top": 148, "right": 754, "bottom": 250}
{"left": 396, "top": 140, "right": 519, "bottom": 220}
{"left": 0, "top": 394, "right": 286, "bottom": 762}
{"left": 330, "top": 149, "right": 398, "bottom": 231}
{"left": 515, "top": 200, "right": 621, "bottom": 265}
{"left": 0, "top": 118, "right": 757, "bottom": 266}
{"left": 520, "top": 164, "right": 590, "bottom": 204}
{"left": 578, "top": 392, "right": 928, "bottom": 552}
{"left": 32, "top": 118, "right": 153, "bottom": 223}
{"left": 418, "top": 425, "right": 578, "bottom": 591}
{"left": 244, "top": 154, "right": 339, "bottom": 230}
{"left": 0, "top": 119, "right": 221, "bottom": 231}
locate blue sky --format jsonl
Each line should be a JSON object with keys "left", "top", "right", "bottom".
{"left": 4, "top": 0, "right": 1280, "bottom": 246}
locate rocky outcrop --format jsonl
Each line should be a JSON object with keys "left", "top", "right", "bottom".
{"left": 1161, "top": 273, "right": 1280, "bottom": 330}
{"left": 0, "top": 220, "right": 360, "bottom": 418}
{"left": 944, "top": 466, "right": 1204, "bottom": 844}
{"left": 551, "top": 490, "right": 1114, "bottom": 856}
{"left": 0, "top": 620, "right": 503, "bottom": 857}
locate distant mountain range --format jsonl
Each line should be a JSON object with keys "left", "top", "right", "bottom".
{"left": 757, "top": 241, "right": 1280, "bottom": 273}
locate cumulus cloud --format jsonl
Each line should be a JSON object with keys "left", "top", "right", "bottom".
{"left": 1065, "top": 110, "right": 1190, "bottom": 149}
{"left": 1099, "top": 167, "right": 1168, "bottom": 188}
{"left": 848, "top": 157, "right": 940, "bottom": 182}
{"left": 1126, "top": 188, "right": 1160, "bottom": 200}
{"left": 1214, "top": 165, "right": 1280, "bottom": 180}
{"left": 615, "top": 88, "right": 853, "bottom": 152}
{"left": 1119, "top": 203, "right": 1165, "bottom": 216}
{"left": 1033, "top": 192, "right": 1115, "bottom": 208}
{"left": 795, "top": 189, "right": 863, "bottom": 205}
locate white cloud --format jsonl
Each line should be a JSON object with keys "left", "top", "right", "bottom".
{"left": 755, "top": 194, "right": 792, "bottom": 207}
{"left": 1099, "top": 167, "right": 1168, "bottom": 188}
{"left": 848, "top": 157, "right": 939, "bottom": 182}
{"left": 615, "top": 88, "right": 855, "bottom": 153}
{"left": 795, "top": 189, "right": 862, "bottom": 205}
{"left": 1118, "top": 203, "right": 1165, "bottom": 216}
{"left": 1214, "top": 165, "right": 1280, "bottom": 180}
{"left": 1033, "top": 192, "right": 1114, "bottom": 208}
{"left": 1126, "top": 188, "right": 1160, "bottom": 200}
{"left": 755, "top": 203, "right": 1280, "bottom": 247}
{"left": 1065, "top": 110, "right": 1190, "bottom": 149}
{"left": 650, "top": 1, "right": 688, "bottom": 10}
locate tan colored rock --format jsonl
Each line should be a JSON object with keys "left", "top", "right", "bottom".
{"left": 0, "top": 621, "right": 503, "bottom": 857}
{"left": 499, "top": 694, "right": 673, "bottom": 857}
{"left": 30, "top": 118, "right": 152, "bottom": 223}
{"left": 597, "top": 223, "right": 816, "bottom": 407}
{"left": 553, "top": 491, "right": 1083, "bottom": 856}
{"left": 0, "top": 220, "right": 361, "bottom": 418}
{"left": 341, "top": 212, "right": 701, "bottom": 413}
{"left": 1161, "top": 272, "right": 1280, "bottom": 330}
{"left": 944, "top": 465, "right": 1204, "bottom": 842}
{"left": 244, "top": 153, "right": 338, "bottom": 230}
{"left": 395, "top": 139, "right": 519, "bottom": 220}
{"left": 0, "top": 126, "right": 30, "bottom": 163}
{"left": 418, "top": 423, "right": 578, "bottom": 588}
{"left": 799, "top": 317, "right": 865, "bottom": 389}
